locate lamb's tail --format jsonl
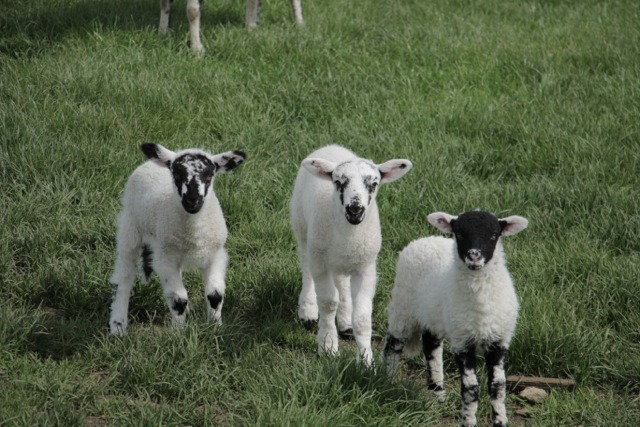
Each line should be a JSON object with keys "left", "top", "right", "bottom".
{"left": 141, "top": 245, "right": 154, "bottom": 283}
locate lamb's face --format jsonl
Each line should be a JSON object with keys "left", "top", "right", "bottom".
{"left": 451, "top": 211, "right": 503, "bottom": 270}
{"left": 170, "top": 153, "right": 216, "bottom": 214}
{"left": 140, "top": 143, "right": 246, "bottom": 215}
{"left": 332, "top": 160, "right": 380, "bottom": 225}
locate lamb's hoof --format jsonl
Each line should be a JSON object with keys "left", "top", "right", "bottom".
{"left": 338, "top": 328, "right": 354, "bottom": 340}
{"left": 301, "top": 319, "right": 317, "bottom": 331}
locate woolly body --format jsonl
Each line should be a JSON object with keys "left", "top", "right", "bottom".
{"left": 291, "top": 144, "right": 412, "bottom": 366}
{"left": 109, "top": 144, "right": 245, "bottom": 335}
{"left": 384, "top": 211, "right": 527, "bottom": 427}
{"left": 387, "top": 235, "right": 518, "bottom": 356}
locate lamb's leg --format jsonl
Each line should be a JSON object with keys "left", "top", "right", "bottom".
{"left": 159, "top": 0, "right": 173, "bottom": 34}
{"left": 186, "top": 0, "right": 204, "bottom": 55}
{"left": 314, "top": 271, "right": 339, "bottom": 357}
{"left": 246, "top": 0, "right": 262, "bottom": 28}
{"left": 297, "top": 244, "right": 318, "bottom": 330}
{"left": 335, "top": 274, "right": 353, "bottom": 338}
{"left": 202, "top": 246, "right": 228, "bottom": 325}
{"left": 383, "top": 333, "right": 405, "bottom": 376}
{"left": 109, "top": 250, "right": 138, "bottom": 336}
{"left": 350, "top": 263, "right": 376, "bottom": 367}
{"left": 290, "top": 0, "right": 304, "bottom": 25}
{"left": 109, "top": 221, "right": 140, "bottom": 336}
{"left": 422, "top": 330, "right": 446, "bottom": 402}
{"left": 486, "top": 344, "right": 509, "bottom": 427}
{"left": 455, "top": 347, "right": 480, "bottom": 427}
{"left": 155, "top": 260, "right": 189, "bottom": 328}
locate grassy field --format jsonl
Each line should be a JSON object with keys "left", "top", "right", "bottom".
{"left": 1, "top": 0, "right": 639, "bottom": 425}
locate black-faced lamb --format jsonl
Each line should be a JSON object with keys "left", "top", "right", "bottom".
{"left": 384, "top": 210, "right": 528, "bottom": 427}
{"left": 159, "top": 0, "right": 304, "bottom": 55}
{"left": 109, "top": 143, "right": 246, "bottom": 335}
{"left": 290, "top": 144, "right": 412, "bottom": 367}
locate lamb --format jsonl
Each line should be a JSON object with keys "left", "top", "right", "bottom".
{"left": 159, "top": 0, "right": 304, "bottom": 55}
{"left": 109, "top": 143, "right": 246, "bottom": 335}
{"left": 290, "top": 144, "right": 413, "bottom": 367}
{"left": 384, "top": 210, "right": 528, "bottom": 427}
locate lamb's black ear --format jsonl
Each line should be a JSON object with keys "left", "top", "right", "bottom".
{"left": 140, "top": 143, "right": 176, "bottom": 167}
{"left": 212, "top": 150, "right": 247, "bottom": 173}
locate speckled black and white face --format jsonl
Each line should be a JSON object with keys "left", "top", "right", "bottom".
{"left": 428, "top": 210, "right": 529, "bottom": 270}
{"left": 302, "top": 155, "right": 412, "bottom": 225}
{"left": 140, "top": 143, "right": 246, "bottom": 215}
{"left": 331, "top": 160, "right": 380, "bottom": 225}
{"left": 170, "top": 153, "right": 215, "bottom": 214}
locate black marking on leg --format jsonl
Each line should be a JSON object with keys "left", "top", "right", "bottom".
{"left": 338, "top": 328, "right": 354, "bottom": 340}
{"left": 141, "top": 245, "right": 154, "bottom": 281}
{"left": 455, "top": 347, "right": 479, "bottom": 406}
{"left": 486, "top": 343, "right": 508, "bottom": 400}
{"left": 111, "top": 283, "right": 118, "bottom": 300}
{"left": 207, "top": 291, "right": 223, "bottom": 310}
{"left": 301, "top": 319, "right": 317, "bottom": 331}
{"left": 422, "top": 329, "right": 443, "bottom": 389}
{"left": 171, "top": 297, "right": 188, "bottom": 315}
{"left": 383, "top": 334, "right": 405, "bottom": 356}
{"left": 422, "top": 329, "right": 442, "bottom": 360}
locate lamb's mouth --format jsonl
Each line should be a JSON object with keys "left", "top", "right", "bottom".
{"left": 465, "top": 260, "right": 485, "bottom": 270}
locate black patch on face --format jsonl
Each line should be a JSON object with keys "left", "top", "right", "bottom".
{"left": 334, "top": 176, "right": 349, "bottom": 206}
{"left": 451, "top": 211, "right": 502, "bottom": 265}
{"left": 171, "top": 296, "right": 188, "bottom": 315}
{"left": 207, "top": 291, "right": 223, "bottom": 310}
{"left": 171, "top": 153, "right": 215, "bottom": 213}
{"left": 141, "top": 245, "right": 154, "bottom": 281}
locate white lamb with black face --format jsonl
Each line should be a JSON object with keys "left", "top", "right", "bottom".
{"left": 158, "top": 0, "right": 304, "bottom": 55}
{"left": 384, "top": 210, "right": 528, "bottom": 427}
{"left": 109, "top": 143, "right": 246, "bottom": 336}
{"left": 290, "top": 144, "right": 412, "bottom": 367}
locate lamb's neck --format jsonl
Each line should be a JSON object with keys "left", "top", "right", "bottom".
{"left": 453, "top": 244, "right": 507, "bottom": 294}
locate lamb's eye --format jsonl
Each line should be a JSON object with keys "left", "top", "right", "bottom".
{"left": 490, "top": 234, "right": 498, "bottom": 241}
{"left": 455, "top": 233, "right": 463, "bottom": 240}
{"left": 369, "top": 182, "right": 378, "bottom": 192}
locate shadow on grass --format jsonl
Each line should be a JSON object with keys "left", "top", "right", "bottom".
{"left": 0, "top": 0, "right": 244, "bottom": 57}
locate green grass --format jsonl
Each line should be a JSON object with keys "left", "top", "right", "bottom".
{"left": 1, "top": 0, "right": 639, "bottom": 425}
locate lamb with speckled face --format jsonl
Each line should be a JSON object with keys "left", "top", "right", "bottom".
{"left": 384, "top": 210, "right": 528, "bottom": 427}
{"left": 109, "top": 143, "right": 246, "bottom": 335}
{"left": 290, "top": 144, "right": 412, "bottom": 367}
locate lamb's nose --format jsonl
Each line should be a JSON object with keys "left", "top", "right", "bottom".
{"left": 467, "top": 249, "right": 482, "bottom": 261}
{"left": 346, "top": 204, "right": 365, "bottom": 217}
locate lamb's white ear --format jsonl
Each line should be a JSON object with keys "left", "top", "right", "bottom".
{"left": 212, "top": 150, "right": 247, "bottom": 173}
{"left": 427, "top": 212, "right": 457, "bottom": 233}
{"left": 140, "top": 143, "right": 176, "bottom": 167}
{"left": 378, "top": 159, "right": 413, "bottom": 183}
{"left": 302, "top": 158, "right": 336, "bottom": 181}
{"left": 499, "top": 215, "right": 529, "bottom": 236}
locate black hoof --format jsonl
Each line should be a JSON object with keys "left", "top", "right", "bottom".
{"left": 338, "top": 328, "right": 354, "bottom": 340}
{"left": 301, "top": 319, "right": 317, "bottom": 331}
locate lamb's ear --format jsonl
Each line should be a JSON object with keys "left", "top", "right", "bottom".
{"left": 140, "top": 143, "right": 176, "bottom": 167}
{"left": 302, "top": 158, "right": 335, "bottom": 181}
{"left": 499, "top": 215, "right": 529, "bottom": 236}
{"left": 378, "top": 159, "right": 413, "bottom": 183}
{"left": 427, "top": 212, "right": 457, "bottom": 233}
{"left": 212, "top": 150, "right": 247, "bottom": 173}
